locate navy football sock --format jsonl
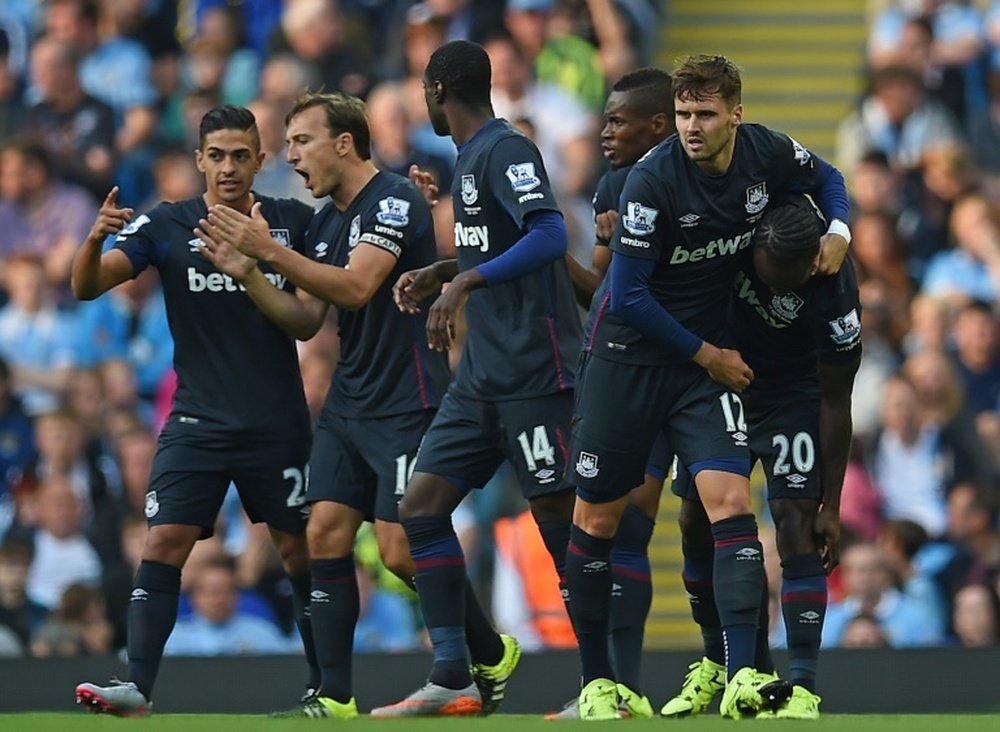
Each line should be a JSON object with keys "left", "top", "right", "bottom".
{"left": 755, "top": 576, "right": 775, "bottom": 674}
{"left": 536, "top": 519, "right": 573, "bottom": 627}
{"left": 465, "top": 577, "right": 503, "bottom": 666}
{"left": 566, "top": 524, "right": 615, "bottom": 684}
{"left": 310, "top": 555, "right": 358, "bottom": 703}
{"left": 288, "top": 571, "right": 321, "bottom": 690}
{"left": 610, "top": 504, "right": 654, "bottom": 692}
{"left": 682, "top": 539, "right": 724, "bottom": 665}
{"left": 781, "top": 553, "right": 827, "bottom": 692}
{"left": 127, "top": 560, "right": 181, "bottom": 700}
{"left": 711, "top": 514, "right": 763, "bottom": 679}
{"left": 402, "top": 516, "right": 470, "bottom": 689}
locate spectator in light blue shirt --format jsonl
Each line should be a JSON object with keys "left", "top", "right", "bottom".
{"left": 74, "top": 268, "right": 172, "bottom": 402}
{"left": 823, "top": 542, "right": 944, "bottom": 648}
{"left": 921, "top": 193, "right": 1000, "bottom": 306}
{"left": 165, "top": 558, "right": 292, "bottom": 656}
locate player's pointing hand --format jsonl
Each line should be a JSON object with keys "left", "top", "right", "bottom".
{"left": 86, "top": 186, "right": 134, "bottom": 244}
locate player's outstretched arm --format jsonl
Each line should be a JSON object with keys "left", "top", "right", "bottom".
{"left": 195, "top": 220, "right": 328, "bottom": 340}
{"left": 72, "top": 186, "right": 137, "bottom": 300}
{"left": 815, "top": 354, "right": 861, "bottom": 573}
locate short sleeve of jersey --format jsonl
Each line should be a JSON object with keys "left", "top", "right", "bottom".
{"left": 759, "top": 126, "right": 820, "bottom": 195}
{"left": 111, "top": 208, "right": 161, "bottom": 275}
{"left": 609, "top": 167, "right": 667, "bottom": 262}
{"left": 591, "top": 171, "right": 619, "bottom": 245}
{"left": 487, "top": 135, "right": 560, "bottom": 228}
{"left": 357, "top": 184, "right": 429, "bottom": 260}
{"left": 812, "top": 259, "right": 862, "bottom": 364}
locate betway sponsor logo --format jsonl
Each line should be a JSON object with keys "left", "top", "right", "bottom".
{"left": 188, "top": 267, "right": 286, "bottom": 292}
{"left": 734, "top": 270, "right": 789, "bottom": 329}
{"left": 669, "top": 230, "right": 753, "bottom": 265}
{"left": 455, "top": 222, "right": 489, "bottom": 252}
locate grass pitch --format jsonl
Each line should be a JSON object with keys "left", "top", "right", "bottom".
{"left": 3, "top": 714, "right": 1000, "bottom": 732}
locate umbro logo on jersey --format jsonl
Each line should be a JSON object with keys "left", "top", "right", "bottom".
{"left": 188, "top": 237, "right": 206, "bottom": 252}
{"left": 315, "top": 241, "right": 330, "bottom": 257}
{"left": 735, "top": 547, "right": 760, "bottom": 560}
{"left": 787, "top": 473, "right": 807, "bottom": 486}
{"left": 534, "top": 468, "right": 556, "bottom": 484}
{"left": 679, "top": 213, "right": 700, "bottom": 227}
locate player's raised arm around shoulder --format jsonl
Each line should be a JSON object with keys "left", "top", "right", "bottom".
{"left": 771, "top": 131, "right": 851, "bottom": 275}
{"left": 72, "top": 187, "right": 138, "bottom": 300}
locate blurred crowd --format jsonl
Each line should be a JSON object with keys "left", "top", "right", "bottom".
{"left": 1, "top": 0, "right": 999, "bottom": 661}
{"left": 0, "top": 0, "right": 654, "bottom": 659}
{"left": 815, "top": 0, "right": 1000, "bottom": 651}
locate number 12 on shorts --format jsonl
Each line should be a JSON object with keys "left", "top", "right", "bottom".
{"left": 718, "top": 393, "right": 748, "bottom": 445}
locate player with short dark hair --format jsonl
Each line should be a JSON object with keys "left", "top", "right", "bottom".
{"left": 551, "top": 67, "right": 675, "bottom": 721}
{"left": 370, "top": 39, "right": 582, "bottom": 718}
{"left": 192, "top": 91, "right": 480, "bottom": 720}
{"left": 664, "top": 196, "right": 860, "bottom": 721}
{"left": 72, "top": 106, "right": 320, "bottom": 717}
{"left": 564, "top": 55, "right": 851, "bottom": 720}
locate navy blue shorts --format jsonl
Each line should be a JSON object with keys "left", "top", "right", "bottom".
{"left": 571, "top": 356, "right": 750, "bottom": 503}
{"left": 672, "top": 383, "right": 821, "bottom": 501}
{"left": 307, "top": 409, "right": 436, "bottom": 522}
{"left": 146, "top": 418, "right": 311, "bottom": 538}
{"left": 414, "top": 387, "right": 573, "bottom": 499}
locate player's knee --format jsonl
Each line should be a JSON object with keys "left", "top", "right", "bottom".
{"left": 398, "top": 473, "right": 462, "bottom": 519}
{"left": 274, "top": 532, "right": 309, "bottom": 573}
{"left": 529, "top": 490, "right": 574, "bottom": 524}
{"left": 142, "top": 525, "right": 198, "bottom": 566}
{"left": 305, "top": 509, "right": 355, "bottom": 558}
{"left": 575, "top": 507, "right": 620, "bottom": 540}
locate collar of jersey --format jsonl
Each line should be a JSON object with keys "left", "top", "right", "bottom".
{"left": 456, "top": 118, "right": 503, "bottom": 155}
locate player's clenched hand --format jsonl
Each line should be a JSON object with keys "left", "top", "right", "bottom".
{"left": 408, "top": 164, "right": 439, "bottom": 207}
{"left": 193, "top": 221, "right": 257, "bottom": 281}
{"left": 425, "top": 278, "right": 470, "bottom": 352}
{"left": 595, "top": 210, "right": 618, "bottom": 242}
{"left": 816, "top": 233, "right": 848, "bottom": 275}
{"left": 393, "top": 265, "right": 442, "bottom": 313}
{"left": 693, "top": 343, "right": 753, "bottom": 392}
{"left": 814, "top": 505, "right": 841, "bottom": 573}
{"left": 87, "top": 187, "right": 134, "bottom": 243}
{"left": 205, "top": 202, "right": 274, "bottom": 260}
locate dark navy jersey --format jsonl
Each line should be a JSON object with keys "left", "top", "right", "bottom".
{"left": 599, "top": 124, "right": 824, "bottom": 365}
{"left": 582, "top": 165, "right": 631, "bottom": 351}
{"left": 112, "top": 194, "right": 314, "bottom": 435}
{"left": 732, "top": 256, "right": 862, "bottom": 387}
{"left": 312, "top": 171, "right": 450, "bottom": 419}
{"left": 450, "top": 118, "right": 582, "bottom": 400}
